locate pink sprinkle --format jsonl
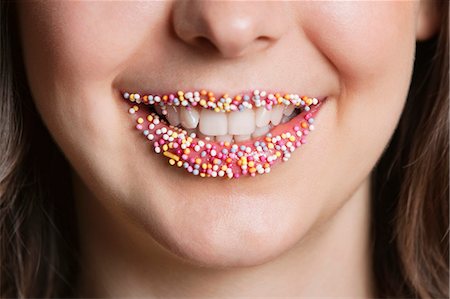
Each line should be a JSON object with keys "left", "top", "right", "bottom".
{"left": 294, "top": 125, "right": 300, "bottom": 131}
{"left": 159, "top": 140, "right": 165, "bottom": 145}
{"left": 182, "top": 154, "right": 188, "bottom": 160}
{"left": 136, "top": 124, "right": 143, "bottom": 130}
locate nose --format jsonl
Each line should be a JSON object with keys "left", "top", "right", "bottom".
{"left": 172, "top": 1, "right": 288, "bottom": 59}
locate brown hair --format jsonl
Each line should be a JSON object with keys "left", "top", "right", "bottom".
{"left": 1, "top": 1, "right": 448, "bottom": 298}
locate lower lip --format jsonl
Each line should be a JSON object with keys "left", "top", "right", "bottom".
{"left": 125, "top": 95, "right": 327, "bottom": 179}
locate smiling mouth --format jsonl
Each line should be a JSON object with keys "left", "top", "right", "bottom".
{"left": 122, "top": 89, "right": 326, "bottom": 179}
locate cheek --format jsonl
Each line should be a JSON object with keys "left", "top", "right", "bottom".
{"left": 17, "top": 2, "right": 171, "bottom": 179}
{"left": 19, "top": 2, "right": 168, "bottom": 82}
{"left": 302, "top": 2, "right": 417, "bottom": 83}
{"left": 17, "top": 2, "right": 170, "bottom": 143}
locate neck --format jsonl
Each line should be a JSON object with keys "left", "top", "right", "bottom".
{"left": 74, "top": 175, "right": 374, "bottom": 297}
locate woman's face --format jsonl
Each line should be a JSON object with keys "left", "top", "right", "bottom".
{"left": 18, "top": 2, "right": 422, "bottom": 266}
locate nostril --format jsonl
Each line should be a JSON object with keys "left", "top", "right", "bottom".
{"left": 194, "top": 36, "right": 218, "bottom": 52}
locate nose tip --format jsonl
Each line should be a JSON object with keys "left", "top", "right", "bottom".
{"left": 172, "top": 1, "right": 287, "bottom": 59}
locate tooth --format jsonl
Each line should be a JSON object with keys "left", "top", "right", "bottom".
{"left": 166, "top": 106, "right": 180, "bottom": 126}
{"left": 255, "top": 107, "right": 272, "bottom": 127}
{"left": 283, "top": 105, "right": 295, "bottom": 116}
{"left": 252, "top": 125, "right": 271, "bottom": 138}
{"left": 234, "top": 134, "right": 251, "bottom": 142}
{"left": 228, "top": 109, "right": 255, "bottom": 135}
{"left": 216, "top": 134, "right": 233, "bottom": 143}
{"left": 180, "top": 107, "right": 200, "bottom": 129}
{"left": 199, "top": 109, "right": 228, "bottom": 136}
{"left": 270, "top": 105, "right": 284, "bottom": 126}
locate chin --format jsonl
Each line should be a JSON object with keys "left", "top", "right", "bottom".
{"left": 129, "top": 184, "right": 317, "bottom": 269}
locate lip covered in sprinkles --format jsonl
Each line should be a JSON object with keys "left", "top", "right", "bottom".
{"left": 123, "top": 90, "right": 324, "bottom": 179}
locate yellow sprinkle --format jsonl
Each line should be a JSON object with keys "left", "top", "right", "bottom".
{"left": 200, "top": 173, "right": 206, "bottom": 177}
{"left": 168, "top": 159, "right": 176, "bottom": 166}
{"left": 201, "top": 163, "right": 208, "bottom": 170}
{"left": 162, "top": 144, "right": 169, "bottom": 151}
{"left": 275, "top": 151, "right": 281, "bottom": 157}
{"left": 147, "top": 115, "right": 153, "bottom": 122}
{"left": 133, "top": 105, "right": 139, "bottom": 111}
{"left": 248, "top": 161, "right": 255, "bottom": 167}
{"left": 163, "top": 151, "right": 180, "bottom": 161}
{"left": 130, "top": 94, "right": 135, "bottom": 101}
{"left": 177, "top": 161, "right": 183, "bottom": 167}
{"left": 289, "top": 136, "right": 296, "bottom": 142}
{"left": 177, "top": 90, "right": 184, "bottom": 97}
{"left": 195, "top": 158, "right": 202, "bottom": 164}
{"left": 184, "top": 148, "right": 191, "bottom": 155}
{"left": 268, "top": 143, "right": 274, "bottom": 149}
{"left": 137, "top": 117, "right": 144, "bottom": 124}
{"left": 199, "top": 99, "right": 207, "bottom": 107}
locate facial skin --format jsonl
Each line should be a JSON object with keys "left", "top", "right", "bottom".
{"left": 17, "top": 1, "right": 437, "bottom": 297}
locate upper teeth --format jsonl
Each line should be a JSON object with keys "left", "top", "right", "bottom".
{"left": 160, "top": 104, "right": 298, "bottom": 142}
